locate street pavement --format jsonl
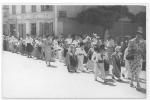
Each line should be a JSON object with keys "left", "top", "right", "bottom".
{"left": 2, "top": 51, "right": 146, "bottom": 99}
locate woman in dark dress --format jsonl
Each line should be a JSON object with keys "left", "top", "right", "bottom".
{"left": 66, "top": 45, "right": 78, "bottom": 72}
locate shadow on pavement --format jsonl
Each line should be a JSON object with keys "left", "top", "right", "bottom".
{"left": 50, "top": 65, "right": 57, "bottom": 68}
{"left": 137, "top": 88, "right": 146, "bottom": 94}
{"left": 96, "top": 80, "right": 116, "bottom": 86}
{"left": 139, "top": 78, "right": 146, "bottom": 81}
{"left": 116, "top": 80, "right": 130, "bottom": 84}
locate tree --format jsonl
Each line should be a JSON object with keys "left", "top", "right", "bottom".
{"left": 76, "top": 6, "right": 130, "bottom": 39}
{"left": 127, "top": 12, "right": 146, "bottom": 39}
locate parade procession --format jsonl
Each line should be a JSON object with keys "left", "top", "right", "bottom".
{"left": 2, "top": 5, "right": 146, "bottom": 98}
{"left": 3, "top": 31, "right": 146, "bottom": 88}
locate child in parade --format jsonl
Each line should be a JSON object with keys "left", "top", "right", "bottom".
{"left": 95, "top": 45, "right": 109, "bottom": 83}
{"left": 75, "top": 42, "right": 87, "bottom": 72}
{"left": 66, "top": 45, "right": 78, "bottom": 72}
{"left": 86, "top": 44, "right": 95, "bottom": 72}
{"left": 111, "top": 46, "right": 122, "bottom": 81}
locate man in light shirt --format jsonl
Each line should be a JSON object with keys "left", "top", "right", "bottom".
{"left": 106, "top": 35, "right": 115, "bottom": 63}
{"left": 65, "top": 35, "right": 73, "bottom": 45}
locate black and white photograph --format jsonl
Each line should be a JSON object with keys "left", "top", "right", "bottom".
{"left": 2, "top": 3, "right": 147, "bottom": 99}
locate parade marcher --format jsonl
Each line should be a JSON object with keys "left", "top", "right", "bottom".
{"left": 25, "top": 34, "right": 33, "bottom": 58}
{"left": 9, "top": 36, "right": 15, "bottom": 53}
{"left": 86, "top": 44, "right": 94, "bottom": 72}
{"left": 92, "top": 45, "right": 99, "bottom": 74}
{"left": 122, "top": 47, "right": 131, "bottom": 79}
{"left": 127, "top": 31, "right": 146, "bottom": 90}
{"left": 95, "top": 45, "right": 108, "bottom": 83}
{"left": 65, "top": 35, "right": 73, "bottom": 45}
{"left": 57, "top": 41, "right": 63, "bottom": 62}
{"left": 121, "top": 37, "right": 128, "bottom": 59}
{"left": 75, "top": 42, "right": 87, "bottom": 72}
{"left": 44, "top": 34, "right": 52, "bottom": 66}
{"left": 106, "top": 35, "right": 115, "bottom": 63}
{"left": 66, "top": 45, "right": 78, "bottom": 72}
{"left": 40, "top": 39, "right": 46, "bottom": 60}
{"left": 62, "top": 41, "right": 69, "bottom": 64}
{"left": 111, "top": 46, "right": 122, "bottom": 81}
{"left": 72, "top": 36, "right": 79, "bottom": 47}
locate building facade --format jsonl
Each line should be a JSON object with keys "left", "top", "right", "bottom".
{"left": 8, "top": 5, "right": 55, "bottom": 38}
{"left": 7, "top": 5, "right": 146, "bottom": 38}
{"left": 3, "top": 5, "right": 9, "bottom": 36}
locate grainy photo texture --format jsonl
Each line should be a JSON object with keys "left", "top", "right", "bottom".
{"left": 2, "top": 5, "right": 146, "bottom": 99}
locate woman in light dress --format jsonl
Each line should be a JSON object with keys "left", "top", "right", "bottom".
{"left": 44, "top": 34, "right": 52, "bottom": 67}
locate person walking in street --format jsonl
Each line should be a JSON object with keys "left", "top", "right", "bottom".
{"left": 66, "top": 45, "right": 78, "bottom": 72}
{"left": 25, "top": 34, "right": 33, "bottom": 58}
{"left": 75, "top": 42, "right": 87, "bottom": 72}
{"left": 111, "top": 46, "right": 123, "bottom": 81}
{"left": 95, "top": 45, "right": 108, "bottom": 83}
{"left": 127, "top": 31, "right": 146, "bottom": 90}
{"left": 44, "top": 34, "right": 52, "bottom": 67}
{"left": 122, "top": 47, "right": 131, "bottom": 79}
{"left": 106, "top": 35, "right": 115, "bottom": 63}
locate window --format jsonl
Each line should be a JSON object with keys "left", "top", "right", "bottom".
{"left": 59, "top": 11, "right": 66, "bottom": 18}
{"left": 41, "top": 5, "right": 53, "bottom": 11}
{"left": 32, "top": 5, "right": 36, "bottom": 12}
{"left": 22, "top": 5, "right": 25, "bottom": 13}
{"left": 12, "top": 5, "right": 16, "bottom": 14}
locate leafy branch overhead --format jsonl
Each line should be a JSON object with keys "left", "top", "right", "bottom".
{"left": 76, "top": 6, "right": 130, "bottom": 30}
{"left": 76, "top": 6, "right": 130, "bottom": 39}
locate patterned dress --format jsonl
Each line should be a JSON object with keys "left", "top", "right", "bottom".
{"left": 128, "top": 38, "right": 146, "bottom": 76}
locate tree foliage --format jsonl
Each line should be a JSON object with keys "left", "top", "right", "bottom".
{"left": 76, "top": 6, "right": 130, "bottom": 38}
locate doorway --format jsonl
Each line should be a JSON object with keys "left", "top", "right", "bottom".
{"left": 31, "top": 23, "right": 36, "bottom": 37}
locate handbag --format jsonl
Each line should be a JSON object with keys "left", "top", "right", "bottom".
{"left": 121, "top": 60, "right": 125, "bottom": 67}
{"left": 126, "top": 51, "right": 134, "bottom": 60}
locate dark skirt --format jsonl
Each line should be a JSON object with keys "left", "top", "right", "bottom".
{"left": 64, "top": 48, "right": 68, "bottom": 57}
{"left": 38, "top": 46, "right": 42, "bottom": 53}
{"left": 70, "top": 56, "right": 78, "bottom": 67}
{"left": 3, "top": 40, "right": 7, "bottom": 51}
{"left": 26, "top": 43, "right": 32, "bottom": 52}
{"left": 104, "top": 60, "right": 110, "bottom": 71}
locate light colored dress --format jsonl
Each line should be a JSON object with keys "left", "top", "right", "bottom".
{"left": 128, "top": 38, "right": 146, "bottom": 76}
{"left": 106, "top": 39, "right": 115, "bottom": 62}
{"left": 44, "top": 39, "right": 52, "bottom": 62}
{"left": 111, "top": 52, "right": 122, "bottom": 78}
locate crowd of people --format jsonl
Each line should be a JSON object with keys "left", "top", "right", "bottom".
{"left": 3, "top": 31, "right": 146, "bottom": 90}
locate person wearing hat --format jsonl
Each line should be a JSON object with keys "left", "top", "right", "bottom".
{"left": 75, "top": 42, "right": 87, "bottom": 72}
{"left": 127, "top": 31, "right": 146, "bottom": 90}
{"left": 95, "top": 45, "right": 109, "bottom": 83}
